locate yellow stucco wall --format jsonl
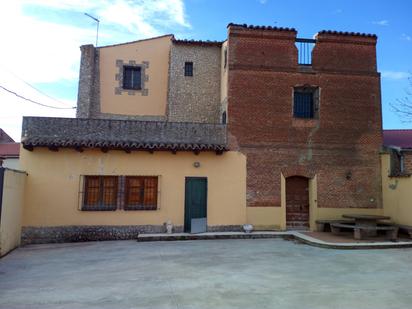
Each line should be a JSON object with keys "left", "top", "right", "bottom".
{"left": 20, "top": 149, "right": 246, "bottom": 228}
{"left": 0, "top": 169, "right": 26, "bottom": 256}
{"left": 381, "top": 153, "right": 412, "bottom": 225}
{"left": 99, "top": 35, "right": 172, "bottom": 116}
{"left": 246, "top": 207, "right": 283, "bottom": 230}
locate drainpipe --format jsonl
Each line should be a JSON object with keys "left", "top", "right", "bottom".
{"left": 0, "top": 167, "right": 5, "bottom": 223}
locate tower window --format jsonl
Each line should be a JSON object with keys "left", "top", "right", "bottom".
{"left": 184, "top": 62, "right": 193, "bottom": 76}
{"left": 293, "top": 87, "right": 319, "bottom": 119}
{"left": 123, "top": 66, "right": 141, "bottom": 90}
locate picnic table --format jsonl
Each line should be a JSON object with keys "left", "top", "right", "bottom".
{"left": 342, "top": 214, "right": 390, "bottom": 236}
{"left": 330, "top": 214, "right": 398, "bottom": 240}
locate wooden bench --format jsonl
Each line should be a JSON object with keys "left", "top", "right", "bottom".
{"left": 330, "top": 223, "right": 399, "bottom": 240}
{"left": 395, "top": 224, "right": 412, "bottom": 238}
{"left": 315, "top": 220, "right": 354, "bottom": 232}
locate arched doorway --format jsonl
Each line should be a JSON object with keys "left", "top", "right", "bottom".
{"left": 286, "top": 176, "right": 309, "bottom": 229}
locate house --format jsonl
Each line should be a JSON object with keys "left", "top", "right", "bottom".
{"left": 383, "top": 129, "right": 412, "bottom": 176}
{"left": 18, "top": 24, "right": 385, "bottom": 243}
{"left": 0, "top": 129, "right": 20, "bottom": 169}
{"left": 381, "top": 129, "right": 412, "bottom": 226}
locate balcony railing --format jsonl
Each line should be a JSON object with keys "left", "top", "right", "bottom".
{"left": 295, "top": 38, "right": 316, "bottom": 66}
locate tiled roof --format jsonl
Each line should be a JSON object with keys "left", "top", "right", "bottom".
{"left": 97, "top": 34, "right": 173, "bottom": 49}
{"left": 383, "top": 130, "right": 412, "bottom": 150}
{"left": 227, "top": 23, "right": 296, "bottom": 32}
{"left": 0, "top": 143, "right": 20, "bottom": 158}
{"left": 172, "top": 38, "right": 222, "bottom": 46}
{"left": 0, "top": 129, "right": 15, "bottom": 143}
{"left": 318, "top": 30, "right": 377, "bottom": 38}
{"left": 21, "top": 117, "right": 227, "bottom": 152}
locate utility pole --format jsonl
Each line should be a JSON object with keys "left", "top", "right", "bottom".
{"left": 84, "top": 13, "right": 100, "bottom": 47}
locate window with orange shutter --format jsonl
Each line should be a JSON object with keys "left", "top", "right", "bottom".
{"left": 124, "top": 176, "right": 158, "bottom": 210}
{"left": 83, "top": 176, "right": 118, "bottom": 211}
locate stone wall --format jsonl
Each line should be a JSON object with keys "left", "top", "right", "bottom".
{"left": 168, "top": 43, "right": 222, "bottom": 123}
{"left": 21, "top": 225, "right": 182, "bottom": 244}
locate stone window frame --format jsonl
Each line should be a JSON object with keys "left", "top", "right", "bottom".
{"left": 115, "top": 60, "right": 149, "bottom": 96}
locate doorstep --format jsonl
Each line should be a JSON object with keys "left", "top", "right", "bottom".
{"left": 137, "top": 231, "right": 412, "bottom": 249}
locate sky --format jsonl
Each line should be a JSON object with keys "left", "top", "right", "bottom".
{"left": 0, "top": 0, "right": 411, "bottom": 141}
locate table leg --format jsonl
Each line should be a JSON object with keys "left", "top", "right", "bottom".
{"left": 354, "top": 228, "right": 362, "bottom": 240}
{"left": 356, "top": 219, "right": 377, "bottom": 237}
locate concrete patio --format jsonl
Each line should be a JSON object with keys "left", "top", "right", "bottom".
{"left": 1, "top": 239, "right": 412, "bottom": 309}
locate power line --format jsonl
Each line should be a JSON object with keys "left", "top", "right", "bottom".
{"left": 0, "top": 65, "right": 73, "bottom": 107}
{"left": 0, "top": 85, "right": 76, "bottom": 110}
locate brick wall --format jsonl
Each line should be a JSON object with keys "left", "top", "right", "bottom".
{"left": 403, "top": 153, "right": 412, "bottom": 173}
{"left": 227, "top": 25, "right": 383, "bottom": 209}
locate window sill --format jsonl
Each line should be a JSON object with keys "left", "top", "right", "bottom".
{"left": 292, "top": 118, "right": 319, "bottom": 128}
{"left": 388, "top": 173, "right": 411, "bottom": 178}
{"left": 81, "top": 206, "right": 117, "bottom": 211}
{"left": 122, "top": 87, "right": 142, "bottom": 91}
{"left": 124, "top": 206, "right": 158, "bottom": 211}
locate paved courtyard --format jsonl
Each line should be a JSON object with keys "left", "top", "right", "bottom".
{"left": 1, "top": 239, "right": 412, "bottom": 309}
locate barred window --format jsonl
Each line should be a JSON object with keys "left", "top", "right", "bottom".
{"left": 83, "top": 176, "right": 118, "bottom": 211}
{"left": 184, "top": 62, "right": 193, "bottom": 76}
{"left": 293, "top": 87, "right": 319, "bottom": 119}
{"left": 124, "top": 176, "right": 158, "bottom": 210}
{"left": 123, "top": 66, "right": 141, "bottom": 90}
{"left": 81, "top": 176, "right": 158, "bottom": 211}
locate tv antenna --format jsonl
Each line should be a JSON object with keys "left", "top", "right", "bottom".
{"left": 84, "top": 13, "right": 100, "bottom": 47}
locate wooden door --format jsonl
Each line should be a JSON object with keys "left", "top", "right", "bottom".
{"left": 286, "top": 176, "right": 309, "bottom": 229}
{"left": 184, "top": 177, "right": 207, "bottom": 233}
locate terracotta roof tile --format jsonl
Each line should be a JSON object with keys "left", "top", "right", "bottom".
{"left": 318, "top": 30, "right": 377, "bottom": 38}
{"left": 172, "top": 38, "right": 222, "bottom": 46}
{"left": 0, "top": 143, "right": 20, "bottom": 158}
{"left": 0, "top": 129, "right": 15, "bottom": 143}
{"left": 383, "top": 130, "right": 412, "bottom": 149}
{"left": 227, "top": 23, "right": 296, "bottom": 32}
{"left": 22, "top": 117, "right": 227, "bottom": 152}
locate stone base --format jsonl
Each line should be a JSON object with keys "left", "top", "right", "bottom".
{"left": 207, "top": 225, "right": 243, "bottom": 232}
{"left": 21, "top": 225, "right": 246, "bottom": 245}
{"left": 21, "top": 225, "right": 183, "bottom": 245}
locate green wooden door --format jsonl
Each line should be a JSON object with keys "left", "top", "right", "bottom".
{"left": 184, "top": 177, "right": 207, "bottom": 233}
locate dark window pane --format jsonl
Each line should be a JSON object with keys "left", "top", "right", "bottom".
{"left": 184, "top": 62, "right": 193, "bottom": 76}
{"left": 222, "top": 111, "right": 227, "bottom": 124}
{"left": 294, "top": 91, "right": 314, "bottom": 118}
{"left": 123, "top": 66, "right": 141, "bottom": 90}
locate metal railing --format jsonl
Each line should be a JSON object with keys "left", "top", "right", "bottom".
{"left": 295, "top": 38, "right": 316, "bottom": 66}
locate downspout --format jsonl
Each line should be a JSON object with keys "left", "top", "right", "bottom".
{"left": 0, "top": 167, "right": 5, "bottom": 223}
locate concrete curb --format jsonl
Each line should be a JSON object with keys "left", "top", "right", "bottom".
{"left": 137, "top": 231, "right": 412, "bottom": 250}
